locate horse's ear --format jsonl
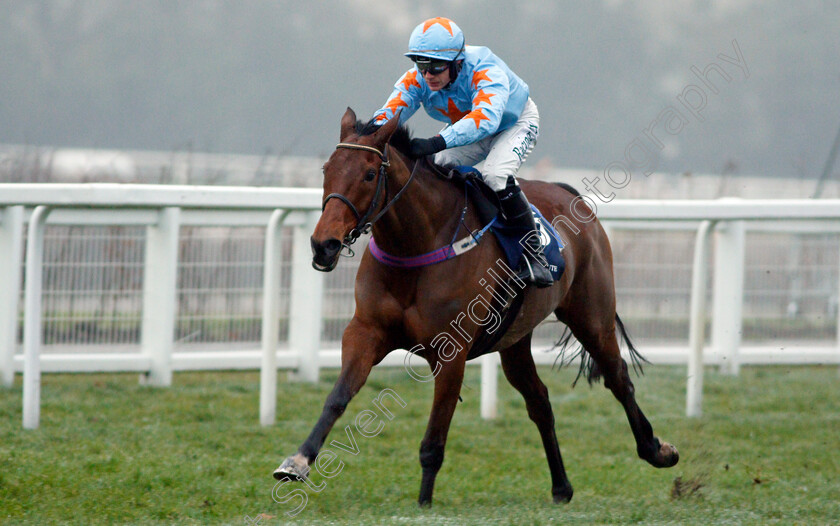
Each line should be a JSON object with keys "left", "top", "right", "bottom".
{"left": 340, "top": 107, "right": 357, "bottom": 141}
{"left": 371, "top": 111, "right": 400, "bottom": 147}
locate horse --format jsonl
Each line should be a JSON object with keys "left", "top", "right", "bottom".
{"left": 274, "top": 108, "right": 679, "bottom": 506}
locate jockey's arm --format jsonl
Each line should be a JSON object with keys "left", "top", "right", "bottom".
{"left": 439, "top": 65, "right": 510, "bottom": 148}
{"left": 372, "top": 69, "right": 423, "bottom": 125}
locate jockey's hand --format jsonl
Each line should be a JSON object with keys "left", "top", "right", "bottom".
{"left": 409, "top": 135, "right": 447, "bottom": 157}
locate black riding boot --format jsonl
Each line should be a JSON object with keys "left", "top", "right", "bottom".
{"left": 496, "top": 178, "right": 554, "bottom": 288}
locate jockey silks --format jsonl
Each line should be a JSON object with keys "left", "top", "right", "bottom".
{"left": 373, "top": 45, "right": 530, "bottom": 149}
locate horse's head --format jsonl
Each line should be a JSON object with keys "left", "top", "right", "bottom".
{"left": 310, "top": 107, "right": 401, "bottom": 271}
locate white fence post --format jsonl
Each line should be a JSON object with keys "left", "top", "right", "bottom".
{"left": 0, "top": 206, "right": 24, "bottom": 387}
{"left": 686, "top": 220, "right": 715, "bottom": 418}
{"left": 288, "top": 211, "right": 323, "bottom": 383}
{"left": 260, "top": 209, "right": 290, "bottom": 426}
{"left": 141, "top": 207, "right": 181, "bottom": 386}
{"left": 480, "top": 353, "right": 499, "bottom": 420}
{"left": 712, "top": 220, "right": 746, "bottom": 375}
{"left": 22, "top": 206, "right": 51, "bottom": 429}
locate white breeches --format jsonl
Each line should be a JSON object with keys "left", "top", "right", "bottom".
{"left": 434, "top": 98, "right": 540, "bottom": 192}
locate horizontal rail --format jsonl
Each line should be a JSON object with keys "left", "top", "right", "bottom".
{"left": 604, "top": 219, "right": 840, "bottom": 233}
{"left": 0, "top": 183, "right": 840, "bottom": 221}
{"left": 596, "top": 198, "right": 840, "bottom": 221}
{"left": 0, "top": 183, "right": 323, "bottom": 210}
{"left": 22, "top": 208, "right": 312, "bottom": 227}
{"left": 9, "top": 344, "right": 840, "bottom": 374}
{"left": 3, "top": 185, "right": 840, "bottom": 220}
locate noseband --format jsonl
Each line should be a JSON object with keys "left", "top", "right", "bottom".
{"left": 322, "top": 142, "right": 419, "bottom": 248}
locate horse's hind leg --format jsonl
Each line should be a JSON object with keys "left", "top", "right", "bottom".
{"left": 499, "top": 333, "right": 574, "bottom": 503}
{"left": 563, "top": 309, "right": 679, "bottom": 468}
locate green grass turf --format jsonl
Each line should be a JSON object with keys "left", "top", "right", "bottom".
{"left": 1, "top": 363, "right": 838, "bottom": 525}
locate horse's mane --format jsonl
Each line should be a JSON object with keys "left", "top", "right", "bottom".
{"left": 356, "top": 119, "right": 419, "bottom": 162}
{"left": 355, "top": 119, "right": 463, "bottom": 181}
{"left": 554, "top": 182, "right": 581, "bottom": 197}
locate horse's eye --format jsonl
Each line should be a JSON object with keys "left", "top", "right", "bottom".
{"left": 364, "top": 169, "right": 376, "bottom": 182}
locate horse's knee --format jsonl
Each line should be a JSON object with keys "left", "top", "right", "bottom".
{"left": 602, "top": 359, "right": 633, "bottom": 393}
{"left": 533, "top": 382, "right": 549, "bottom": 402}
{"left": 524, "top": 386, "right": 555, "bottom": 426}
{"left": 324, "top": 391, "right": 351, "bottom": 418}
{"left": 419, "top": 441, "right": 445, "bottom": 473}
{"left": 527, "top": 406, "right": 555, "bottom": 430}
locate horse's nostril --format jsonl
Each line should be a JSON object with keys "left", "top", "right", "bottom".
{"left": 323, "top": 239, "right": 342, "bottom": 253}
{"left": 311, "top": 237, "right": 343, "bottom": 257}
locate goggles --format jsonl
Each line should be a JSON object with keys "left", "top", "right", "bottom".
{"left": 414, "top": 59, "right": 449, "bottom": 75}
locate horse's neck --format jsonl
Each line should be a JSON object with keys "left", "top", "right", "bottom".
{"left": 371, "top": 158, "right": 462, "bottom": 257}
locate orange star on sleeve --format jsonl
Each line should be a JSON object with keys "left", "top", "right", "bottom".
{"left": 471, "top": 69, "right": 493, "bottom": 89}
{"left": 472, "top": 89, "right": 495, "bottom": 107}
{"left": 385, "top": 93, "right": 408, "bottom": 114}
{"left": 437, "top": 98, "right": 470, "bottom": 124}
{"left": 464, "top": 108, "right": 490, "bottom": 129}
{"left": 422, "top": 17, "right": 454, "bottom": 35}
{"left": 400, "top": 70, "right": 420, "bottom": 91}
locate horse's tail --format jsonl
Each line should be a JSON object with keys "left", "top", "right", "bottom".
{"left": 615, "top": 313, "right": 649, "bottom": 376}
{"left": 553, "top": 313, "right": 649, "bottom": 386}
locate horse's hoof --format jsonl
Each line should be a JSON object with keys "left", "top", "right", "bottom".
{"left": 273, "top": 454, "right": 310, "bottom": 481}
{"left": 640, "top": 438, "right": 680, "bottom": 468}
{"left": 552, "top": 484, "right": 574, "bottom": 503}
{"left": 654, "top": 440, "right": 680, "bottom": 468}
{"left": 659, "top": 441, "right": 679, "bottom": 466}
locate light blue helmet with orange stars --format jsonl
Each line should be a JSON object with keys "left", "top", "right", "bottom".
{"left": 405, "top": 17, "right": 465, "bottom": 62}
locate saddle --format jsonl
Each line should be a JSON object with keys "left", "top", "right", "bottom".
{"left": 438, "top": 164, "right": 566, "bottom": 360}
{"left": 441, "top": 165, "right": 566, "bottom": 283}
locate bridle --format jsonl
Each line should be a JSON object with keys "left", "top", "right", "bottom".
{"left": 322, "top": 142, "right": 419, "bottom": 249}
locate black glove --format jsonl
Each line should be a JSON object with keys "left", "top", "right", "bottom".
{"left": 409, "top": 135, "right": 447, "bottom": 157}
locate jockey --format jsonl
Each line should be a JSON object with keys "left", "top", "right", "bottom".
{"left": 373, "top": 17, "right": 552, "bottom": 288}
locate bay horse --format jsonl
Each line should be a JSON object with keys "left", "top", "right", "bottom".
{"left": 274, "top": 108, "right": 678, "bottom": 506}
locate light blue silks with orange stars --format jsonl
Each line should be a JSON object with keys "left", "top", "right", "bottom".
{"left": 405, "top": 16, "right": 466, "bottom": 62}
{"left": 373, "top": 20, "right": 530, "bottom": 149}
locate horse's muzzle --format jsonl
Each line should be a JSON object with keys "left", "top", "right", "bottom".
{"left": 311, "top": 237, "right": 342, "bottom": 272}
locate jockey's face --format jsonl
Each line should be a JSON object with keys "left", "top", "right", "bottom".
{"left": 422, "top": 66, "right": 450, "bottom": 91}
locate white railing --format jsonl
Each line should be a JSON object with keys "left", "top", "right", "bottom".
{"left": 2, "top": 185, "right": 839, "bottom": 429}
{"left": 0, "top": 184, "right": 324, "bottom": 429}
{"left": 595, "top": 198, "right": 840, "bottom": 417}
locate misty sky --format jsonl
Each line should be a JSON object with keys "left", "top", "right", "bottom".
{"left": 2, "top": 1, "right": 839, "bottom": 180}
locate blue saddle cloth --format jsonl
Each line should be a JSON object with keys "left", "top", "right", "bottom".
{"left": 491, "top": 205, "right": 566, "bottom": 281}
{"left": 455, "top": 166, "right": 566, "bottom": 282}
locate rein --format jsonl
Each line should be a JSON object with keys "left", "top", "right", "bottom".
{"left": 322, "top": 145, "right": 493, "bottom": 269}
{"left": 322, "top": 142, "right": 419, "bottom": 248}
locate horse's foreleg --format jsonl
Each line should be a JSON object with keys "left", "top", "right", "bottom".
{"left": 499, "top": 334, "right": 574, "bottom": 503}
{"left": 417, "top": 357, "right": 466, "bottom": 507}
{"left": 274, "top": 318, "right": 385, "bottom": 481}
